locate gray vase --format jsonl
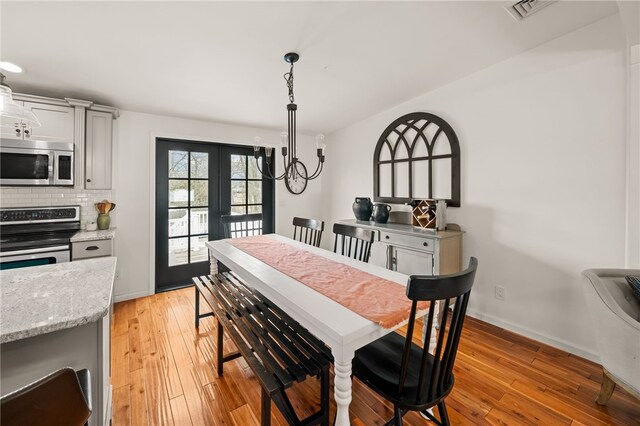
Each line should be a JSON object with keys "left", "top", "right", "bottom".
{"left": 352, "top": 197, "right": 373, "bottom": 221}
{"left": 372, "top": 203, "right": 391, "bottom": 223}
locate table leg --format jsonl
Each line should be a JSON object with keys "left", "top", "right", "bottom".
{"left": 209, "top": 252, "right": 218, "bottom": 276}
{"left": 333, "top": 350, "right": 354, "bottom": 426}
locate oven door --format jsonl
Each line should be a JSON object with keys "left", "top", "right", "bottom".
{"left": 0, "top": 245, "right": 70, "bottom": 270}
{"left": 0, "top": 146, "right": 54, "bottom": 186}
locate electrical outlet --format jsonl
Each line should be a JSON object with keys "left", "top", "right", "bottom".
{"left": 115, "top": 270, "right": 121, "bottom": 281}
{"left": 495, "top": 285, "right": 506, "bottom": 301}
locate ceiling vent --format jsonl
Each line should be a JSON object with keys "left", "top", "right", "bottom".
{"left": 505, "top": 0, "right": 556, "bottom": 22}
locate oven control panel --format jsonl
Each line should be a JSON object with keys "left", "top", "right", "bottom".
{"left": 0, "top": 206, "right": 80, "bottom": 224}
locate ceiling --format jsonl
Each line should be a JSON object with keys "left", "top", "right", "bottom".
{"left": 0, "top": 1, "right": 618, "bottom": 135}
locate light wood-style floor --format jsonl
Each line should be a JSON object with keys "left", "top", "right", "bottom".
{"left": 111, "top": 287, "right": 640, "bottom": 425}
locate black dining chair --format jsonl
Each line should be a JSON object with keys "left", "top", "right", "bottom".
{"left": 293, "top": 217, "right": 325, "bottom": 247}
{"left": 352, "top": 257, "right": 478, "bottom": 426}
{"left": 332, "top": 223, "right": 375, "bottom": 263}
{"left": 221, "top": 213, "right": 263, "bottom": 238}
{"left": 1, "top": 367, "right": 92, "bottom": 426}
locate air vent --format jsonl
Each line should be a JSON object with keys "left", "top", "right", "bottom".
{"left": 505, "top": 0, "right": 556, "bottom": 22}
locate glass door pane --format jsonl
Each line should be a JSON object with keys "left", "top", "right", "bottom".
{"left": 156, "top": 141, "right": 219, "bottom": 292}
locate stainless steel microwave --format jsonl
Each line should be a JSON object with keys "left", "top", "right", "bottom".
{"left": 0, "top": 138, "right": 74, "bottom": 186}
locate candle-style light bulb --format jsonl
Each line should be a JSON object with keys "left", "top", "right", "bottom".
{"left": 316, "top": 134, "right": 326, "bottom": 157}
{"left": 253, "top": 136, "right": 262, "bottom": 159}
{"left": 280, "top": 131, "right": 288, "bottom": 156}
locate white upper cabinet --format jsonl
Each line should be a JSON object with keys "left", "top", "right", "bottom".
{"left": 85, "top": 110, "right": 113, "bottom": 190}
{"left": 7, "top": 93, "right": 117, "bottom": 189}
{"left": 2, "top": 102, "right": 75, "bottom": 142}
{"left": 22, "top": 102, "right": 75, "bottom": 142}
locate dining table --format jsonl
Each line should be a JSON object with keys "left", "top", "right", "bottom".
{"left": 205, "top": 234, "right": 431, "bottom": 426}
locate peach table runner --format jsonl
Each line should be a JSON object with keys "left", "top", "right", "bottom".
{"left": 227, "top": 235, "right": 424, "bottom": 329}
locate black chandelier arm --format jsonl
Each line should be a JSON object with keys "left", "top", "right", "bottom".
{"left": 306, "top": 159, "right": 324, "bottom": 181}
{"left": 255, "top": 156, "right": 286, "bottom": 180}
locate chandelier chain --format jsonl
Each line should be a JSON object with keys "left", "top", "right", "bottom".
{"left": 284, "top": 62, "right": 295, "bottom": 103}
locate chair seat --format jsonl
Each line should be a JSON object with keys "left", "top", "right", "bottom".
{"left": 353, "top": 331, "right": 453, "bottom": 410}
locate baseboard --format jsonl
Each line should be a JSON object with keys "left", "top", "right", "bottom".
{"left": 465, "top": 308, "right": 601, "bottom": 363}
{"left": 113, "top": 290, "right": 150, "bottom": 303}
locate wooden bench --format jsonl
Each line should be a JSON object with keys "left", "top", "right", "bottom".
{"left": 193, "top": 272, "right": 332, "bottom": 426}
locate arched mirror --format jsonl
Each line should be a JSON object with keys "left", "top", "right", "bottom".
{"left": 373, "top": 112, "right": 460, "bottom": 207}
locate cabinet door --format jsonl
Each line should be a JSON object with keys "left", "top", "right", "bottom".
{"left": 22, "top": 102, "right": 75, "bottom": 142}
{"left": 369, "top": 243, "right": 389, "bottom": 269}
{"left": 1, "top": 100, "right": 24, "bottom": 139}
{"left": 393, "top": 246, "right": 434, "bottom": 275}
{"left": 85, "top": 110, "right": 113, "bottom": 189}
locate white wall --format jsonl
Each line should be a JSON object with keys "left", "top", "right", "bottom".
{"left": 112, "top": 111, "right": 323, "bottom": 301}
{"left": 322, "top": 15, "right": 627, "bottom": 359}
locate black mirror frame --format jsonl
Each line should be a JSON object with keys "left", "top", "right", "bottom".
{"left": 373, "top": 112, "right": 460, "bottom": 207}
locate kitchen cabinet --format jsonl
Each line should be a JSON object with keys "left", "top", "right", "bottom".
{"left": 7, "top": 93, "right": 118, "bottom": 190}
{"left": 71, "top": 230, "right": 115, "bottom": 261}
{"left": 0, "top": 102, "right": 75, "bottom": 142}
{"left": 72, "top": 239, "right": 113, "bottom": 260}
{"left": 85, "top": 110, "right": 113, "bottom": 189}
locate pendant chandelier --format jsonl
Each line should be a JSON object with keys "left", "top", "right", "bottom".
{"left": 0, "top": 72, "right": 41, "bottom": 128}
{"left": 253, "top": 52, "right": 325, "bottom": 195}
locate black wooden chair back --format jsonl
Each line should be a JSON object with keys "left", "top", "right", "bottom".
{"left": 292, "top": 217, "right": 324, "bottom": 247}
{"left": 401, "top": 257, "right": 477, "bottom": 422}
{"left": 332, "top": 223, "right": 375, "bottom": 263}
{"left": 221, "top": 213, "right": 263, "bottom": 239}
{"left": 352, "top": 257, "right": 478, "bottom": 426}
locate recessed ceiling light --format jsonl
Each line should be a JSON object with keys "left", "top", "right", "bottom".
{"left": 0, "top": 62, "right": 23, "bottom": 73}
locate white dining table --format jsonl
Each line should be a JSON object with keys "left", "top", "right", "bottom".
{"left": 205, "top": 234, "right": 418, "bottom": 426}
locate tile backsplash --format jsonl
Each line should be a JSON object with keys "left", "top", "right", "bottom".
{"left": 0, "top": 187, "right": 116, "bottom": 227}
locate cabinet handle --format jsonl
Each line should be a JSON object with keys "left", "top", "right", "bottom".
{"left": 86, "top": 178, "right": 92, "bottom": 183}
{"left": 423, "top": 242, "right": 429, "bottom": 247}
{"left": 385, "top": 235, "right": 390, "bottom": 239}
{"left": 86, "top": 246, "right": 99, "bottom": 251}
{"left": 15, "top": 128, "right": 21, "bottom": 136}
{"left": 24, "top": 129, "right": 30, "bottom": 137}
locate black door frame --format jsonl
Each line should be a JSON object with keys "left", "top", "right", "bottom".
{"left": 155, "top": 138, "right": 275, "bottom": 292}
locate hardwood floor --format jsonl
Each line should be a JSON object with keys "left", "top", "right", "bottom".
{"left": 111, "top": 288, "right": 640, "bottom": 425}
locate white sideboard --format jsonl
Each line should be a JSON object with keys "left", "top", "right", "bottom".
{"left": 338, "top": 219, "right": 463, "bottom": 276}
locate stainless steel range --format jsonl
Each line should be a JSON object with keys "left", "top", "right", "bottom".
{"left": 0, "top": 206, "right": 80, "bottom": 270}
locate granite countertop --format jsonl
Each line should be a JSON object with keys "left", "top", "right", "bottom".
{"left": 71, "top": 228, "right": 116, "bottom": 242}
{"left": 0, "top": 257, "right": 117, "bottom": 344}
{"left": 338, "top": 219, "right": 463, "bottom": 239}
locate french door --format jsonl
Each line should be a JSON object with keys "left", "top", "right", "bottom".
{"left": 155, "top": 139, "right": 274, "bottom": 292}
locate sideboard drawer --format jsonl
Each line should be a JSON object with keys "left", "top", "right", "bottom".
{"left": 379, "top": 231, "right": 435, "bottom": 253}
{"left": 72, "top": 239, "right": 113, "bottom": 260}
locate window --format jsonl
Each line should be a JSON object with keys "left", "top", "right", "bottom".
{"left": 229, "top": 154, "right": 263, "bottom": 215}
{"left": 167, "top": 150, "right": 209, "bottom": 266}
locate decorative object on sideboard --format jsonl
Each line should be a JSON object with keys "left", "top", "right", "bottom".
{"left": 95, "top": 200, "right": 115, "bottom": 230}
{"left": 352, "top": 197, "right": 374, "bottom": 221}
{"left": 372, "top": 203, "right": 392, "bottom": 224}
{"left": 411, "top": 199, "right": 447, "bottom": 231}
{"left": 373, "top": 112, "right": 461, "bottom": 207}
{"left": 0, "top": 72, "right": 41, "bottom": 132}
{"left": 252, "top": 52, "right": 325, "bottom": 195}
